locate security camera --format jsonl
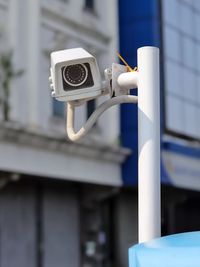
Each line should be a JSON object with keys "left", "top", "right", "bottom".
{"left": 49, "top": 48, "right": 103, "bottom": 102}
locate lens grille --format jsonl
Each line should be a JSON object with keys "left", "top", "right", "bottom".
{"left": 63, "top": 64, "right": 88, "bottom": 87}
{"left": 62, "top": 62, "right": 94, "bottom": 91}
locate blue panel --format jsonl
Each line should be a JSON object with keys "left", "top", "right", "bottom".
{"left": 129, "top": 232, "right": 200, "bottom": 267}
{"left": 161, "top": 159, "right": 171, "bottom": 185}
{"left": 163, "top": 141, "right": 200, "bottom": 159}
{"left": 119, "top": 0, "right": 160, "bottom": 185}
{"left": 119, "top": 0, "right": 157, "bottom": 22}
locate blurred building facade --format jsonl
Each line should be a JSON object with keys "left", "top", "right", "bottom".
{"left": 120, "top": 0, "right": 200, "bottom": 237}
{"left": 2, "top": 1, "right": 200, "bottom": 267}
{"left": 0, "top": 1, "right": 133, "bottom": 267}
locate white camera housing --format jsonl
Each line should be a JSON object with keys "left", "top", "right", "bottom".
{"left": 50, "top": 48, "right": 102, "bottom": 101}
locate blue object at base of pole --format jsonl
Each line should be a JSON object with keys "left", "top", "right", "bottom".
{"left": 129, "top": 231, "right": 200, "bottom": 267}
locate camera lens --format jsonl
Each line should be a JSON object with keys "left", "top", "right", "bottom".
{"left": 63, "top": 64, "right": 88, "bottom": 87}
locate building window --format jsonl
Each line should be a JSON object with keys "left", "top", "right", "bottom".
{"left": 53, "top": 99, "right": 65, "bottom": 118}
{"left": 85, "top": 0, "right": 95, "bottom": 11}
{"left": 87, "top": 99, "right": 95, "bottom": 119}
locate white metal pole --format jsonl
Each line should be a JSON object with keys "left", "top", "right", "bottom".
{"left": 137, "top": 46, "right": 161, "bottom": 243}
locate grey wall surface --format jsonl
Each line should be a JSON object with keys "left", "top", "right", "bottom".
{"left": 0, "top": 181, "right": 80, "bottom": 267}
{"left": 43, "top": 187, "right": 80, "bottom": 267}
{"left": 114, "top": 191, "right": 138, "bottom": 267}
{"left": 0, "top": 183, "right": 37, "bottom": 267}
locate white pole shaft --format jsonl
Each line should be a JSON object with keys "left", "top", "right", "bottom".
{"left": 137, "top": 46, "right": 161, "bottom": 243}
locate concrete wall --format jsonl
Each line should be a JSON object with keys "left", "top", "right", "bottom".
{"left": 0, "top": 183, "right": 37, "bottom": 267}
{"left": 43, "top": 187, "right": 80, "bottom": 267}
{"left": 114, "top": 190, "right": 138, "bottom": 267}
{"left": 0, "top": 180, "right": 80, "bottom": 267}
{"left": 0, "top": 0, "right": 120, "bottom": 144}
{"left": 0, "top": 0, "right": 126, "bottom": 187}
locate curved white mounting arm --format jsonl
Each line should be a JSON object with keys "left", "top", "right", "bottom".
{"left": 66, "top": 95, "right": 138, "bottom": 142}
